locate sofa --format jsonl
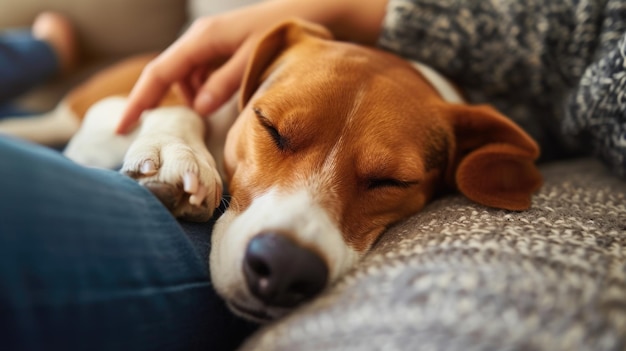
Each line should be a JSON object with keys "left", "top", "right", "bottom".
{"left": 3, "top": 0, "right": 625, "bottom": 350}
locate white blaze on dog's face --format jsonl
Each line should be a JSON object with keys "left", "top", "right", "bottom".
{"left": 210, "top": 21, "right": 542, "bottom": 322}
{"left": 210, "top": 21, "right": 450, "bottom": 322}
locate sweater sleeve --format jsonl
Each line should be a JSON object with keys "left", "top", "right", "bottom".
{"left": 378, "top": 0, "right": 609, "bottom": 101}
{"left": 379, "top": 0, "right": 612, "bottom": 95}
{"left": 378, "top": 0, "right": 626, "bottom": 176}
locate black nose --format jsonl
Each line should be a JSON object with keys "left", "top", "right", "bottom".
{"left": 243, "top": 232, "right": 328, "bottom": 307}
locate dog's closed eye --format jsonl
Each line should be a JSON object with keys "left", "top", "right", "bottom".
{"left": 366, "top": 178, "right": 417, "bottom": 190}
{"left": 254, "top": 108, "right": 289, "bottom": 151}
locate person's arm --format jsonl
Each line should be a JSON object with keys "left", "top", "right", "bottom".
{"left": 378, "top": 0, "right": 605, "bottom": 103}
{"left": 378, "top": 0, "right": 611, "bottom": 164}
{"left": 116, "top": 0, "right": 388, "bottom": 134}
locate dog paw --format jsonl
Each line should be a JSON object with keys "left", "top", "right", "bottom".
{"left": 121, "top": 136, "right": 222, "bottom": 222}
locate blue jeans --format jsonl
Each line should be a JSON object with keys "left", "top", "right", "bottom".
{"left": 0, "top": 137, "right": 257, "bottom": 350}
{"left": 0, "top": 30, "right": 58, "bottom": 116}
{"left": 0, "top": 30, "right": 58, "bottom": 102}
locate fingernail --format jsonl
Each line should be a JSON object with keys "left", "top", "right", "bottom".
{"left": 140, "top": 160, "right": 157, "bottom": 175}
{"left": 195, "top": 92, "right": 214, "bottom": 114}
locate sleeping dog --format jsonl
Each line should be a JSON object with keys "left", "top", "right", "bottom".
{"left": 0, "top": 20, "right": 542, "bottom": 322}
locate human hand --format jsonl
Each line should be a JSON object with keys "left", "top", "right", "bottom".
{"left": 116, "top": 0, "right": 387, "bottom": 134}
{"left": 115, "top": 4, "right": 264, "bottom": 134}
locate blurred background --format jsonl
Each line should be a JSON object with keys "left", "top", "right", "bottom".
{"left": 0, "top": 0, "right": 256, "bottom": 112}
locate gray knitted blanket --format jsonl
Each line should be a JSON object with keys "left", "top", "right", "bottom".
{"left": 240, "top": 158, "right": 626, "bottom": 350}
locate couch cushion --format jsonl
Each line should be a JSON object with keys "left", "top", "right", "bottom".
{"left": 241, "top": 158, "right": 626, "bottom": 350}
{"left": 187, "top": 0, "right": 259, "bottom": 19}
{"left": 0, "top": 0, "right": 187, "bottom": 58}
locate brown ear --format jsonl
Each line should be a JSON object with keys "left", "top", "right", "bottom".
{"left": 445, "top": 104, "right": 543, "bottom": 211}
{"left": 239, "top": 19, "right": 333, "bottom": 110}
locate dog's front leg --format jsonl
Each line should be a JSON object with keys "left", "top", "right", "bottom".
{"left": 63, "top": 97, "right": 140, "bottom": 169}
{"left": 121, "top": 105, "right": 222, "bottom": 222}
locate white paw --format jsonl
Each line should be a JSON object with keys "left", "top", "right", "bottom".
{"left": 121, "top": 135, "right": 223, "bottom": 222}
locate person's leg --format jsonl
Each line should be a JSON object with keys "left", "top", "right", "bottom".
{"left": 0, "top": 31, "right": 59, "bottom": 104}
{"left": 0, "top": 12, "right": 76, "bottom": 106}
{"left": 0, "top": 136, "right": 257, "bottom": 351}
{"left": 0, "top": 103, "right": 32, "bottom": 117}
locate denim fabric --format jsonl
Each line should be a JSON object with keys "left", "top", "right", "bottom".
{"left": 0, "top": 103, "right": 32, "bottom": 118}
{"left": 0, "top": 136, "right": 257, "bottom": 351}
{"left": 0, "top": 30, "right": 59, "bottom": 104}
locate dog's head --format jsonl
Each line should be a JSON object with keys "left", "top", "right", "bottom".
{"left": 210, "top": 20, "right": 542, "bottom": 322}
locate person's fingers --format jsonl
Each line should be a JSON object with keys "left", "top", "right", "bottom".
{"left": 191, "top": 66, "right": 210, "bottom": 92}
{"left": 178, "top": 66, "right": 210, "bottom": 106}
{"left": 116, "top": 18, "right": 246, "bottom": 134}
{"left": 177, "top": 80, "right": 195, "bottom": 107}
{"left": 115, "top": 62, "right": 175, "bottom": 134}
{"left": 193, "top": 38, "right": 257, "bottom": 116}
{"left": 115, "top": 50, "right": 199, "bottom": 134}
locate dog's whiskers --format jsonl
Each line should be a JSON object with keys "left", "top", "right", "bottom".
{"left": 215, "top": 196, "right": 231, "bottom": 215}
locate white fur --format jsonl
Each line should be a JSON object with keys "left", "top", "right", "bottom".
{"left": 63, "top": 97, "right": 140, "bottom": 168}
{"left": 0, "top": 103, "right": 80, "bottom": 146}
{"left": 210, "top": 187, "right": 359, "bottom": 320}
{"left": 411, "top": 62, "right": 465, "bottom": 103}
{"left": 120, "top": 103, "right": 224, "bottom": 215}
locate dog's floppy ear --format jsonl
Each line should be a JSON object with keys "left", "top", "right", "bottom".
{"left": 239, "top": 19, "right": 333, "bottom": 109}
{"left": 444, "top": 104, "right": 543, "bottom": 211}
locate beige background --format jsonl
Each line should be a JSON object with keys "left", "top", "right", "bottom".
{"left": 0, "top": 0, "right": 257, "bottom": 110}
{"left": 0, "top": 0, "right": 187, "bottom": 58}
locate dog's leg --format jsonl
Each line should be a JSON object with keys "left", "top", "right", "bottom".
{"left": 0, "top": 103, "right": 80, "bottom": 146}
{"left": 63, "top": 96, "right": 140, "bottom": 169}
{"left": 121, "top": 105, "right": 223, "bottom": 222}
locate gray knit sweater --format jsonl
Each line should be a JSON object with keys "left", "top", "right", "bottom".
{"left": 378, "top": 0, "right": 626, "bottom": 178}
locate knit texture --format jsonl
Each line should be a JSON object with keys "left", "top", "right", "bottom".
{"left": 378, "top": 0, "right": 626, "bottom": 177}
{"left": 241, "top": 158, "right": 626, "bottom": 350}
